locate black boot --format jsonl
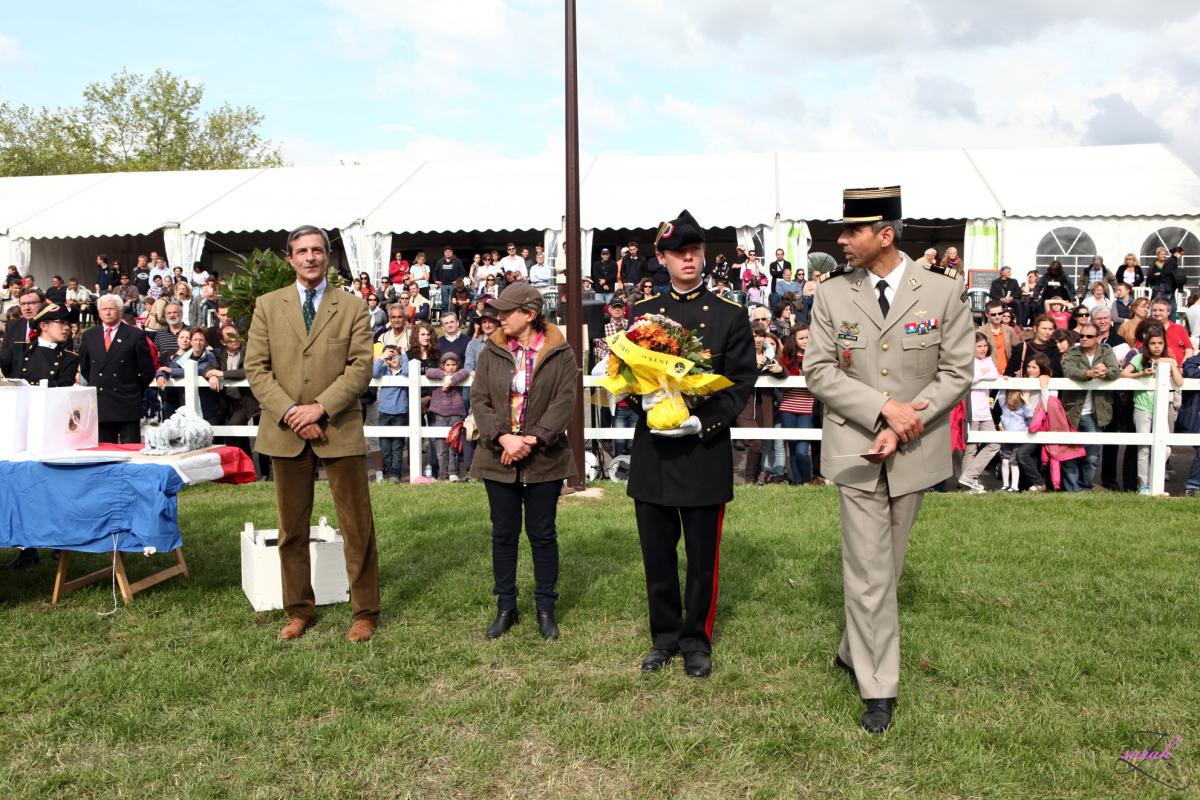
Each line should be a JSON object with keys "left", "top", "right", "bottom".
{"left": 536, "top": 610, "right": 559, "bottom": 640}
{"left": 486, "top": 608, "right": 518, "bottom": 639}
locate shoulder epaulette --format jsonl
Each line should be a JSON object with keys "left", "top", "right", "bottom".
{"left": 818, "top": 264, "right": 853, "bottom": 283}
{"left": 632, "top": 295, "right": 657, "bottom": 306}
{"left": 922, "top": 263, "right": 960, "bottom": 281}
{"left": 716, "top": 294, "right": 742, "bottom": 307}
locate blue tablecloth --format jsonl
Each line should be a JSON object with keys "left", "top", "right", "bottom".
{"left": 0, "top": 461, "right": 184, "bottom": 553}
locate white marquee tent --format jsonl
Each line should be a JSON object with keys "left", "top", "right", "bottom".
{"left": 1, "top": 143, "right": 1197, "bottom": 289}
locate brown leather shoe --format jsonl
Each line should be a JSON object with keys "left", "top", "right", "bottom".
{"left": 279, "top": 617, "right": 314, "bottom": 641}
{"left": 347, "top": 618, "right": 376, "bottom": 642}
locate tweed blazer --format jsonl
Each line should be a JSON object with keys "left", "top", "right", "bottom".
{"left": 245, "top": 284, "right": 373, "bottom": 458}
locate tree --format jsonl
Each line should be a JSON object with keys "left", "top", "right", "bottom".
{"left": 0, "top": 69, "right": 287, "bottom": 176}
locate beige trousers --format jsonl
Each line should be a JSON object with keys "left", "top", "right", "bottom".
{"left": 836, "top": 472, "right": 923, "bottom": 699}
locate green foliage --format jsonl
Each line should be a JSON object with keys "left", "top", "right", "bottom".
{"left": 1, "top": 484, "right": 1197, "bottom": 797}
{"left": 0, "top": 68, "right": 286, "bottom": 176}
{"left": 220, "top": 248, "right": 342, "bottom": 333}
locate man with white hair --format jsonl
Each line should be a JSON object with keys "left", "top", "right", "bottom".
{"left": 914, "top": 248, "right": 938, "bottom": 268}
{"left": 79, "top": 293, "right": 155, "bottom": 443}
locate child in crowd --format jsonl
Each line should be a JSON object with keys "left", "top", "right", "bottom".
{"left": 372, "top": 345, "right": 409, "bottom": 483}
{"left": 1121, "top": 321, "right": 1184, "bottom": 494}
{"left": 425, "top": 351, "right": 469, "bottom": 481}
{"left": 996, "top": 353, "right": 1053, "bottom": 491}
{"left": 959, "top": 333, "right": 1001, "bottom": 493}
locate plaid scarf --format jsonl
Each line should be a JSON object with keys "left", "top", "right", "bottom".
{"left": 507, "top": 332, "right": 545, "bottom": 432}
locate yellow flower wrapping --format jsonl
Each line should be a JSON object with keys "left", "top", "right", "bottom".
{"left": 647, "top": 391, "right": 690, "bottom": 429}
{"left": 597, "top": 331, "right": 734, "bottom": 430}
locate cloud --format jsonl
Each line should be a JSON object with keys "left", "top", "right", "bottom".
{"left": 911, "top": 76, "right": 979, "bottom": 121}
{"left": 1082, "top": 94, "right": 1169, "bottom": 146}
{"left": 312, "top": 1, "right": 1200, "bottom": 172}
{"left": 0, "top": 33, "right": 23, "bottom": 65}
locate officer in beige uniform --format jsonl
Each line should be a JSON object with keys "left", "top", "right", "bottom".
{"left": 805, "top": 186, "right": 973, "bottom": 734}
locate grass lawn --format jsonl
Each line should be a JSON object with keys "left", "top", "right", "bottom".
{"left": 1, "top": 482, "right": 1197, "bottom": 798}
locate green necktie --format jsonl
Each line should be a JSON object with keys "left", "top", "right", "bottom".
{"left": 303, "top": 288, "right": 317, "bottom": 333}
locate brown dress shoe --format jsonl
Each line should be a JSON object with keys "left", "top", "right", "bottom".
{"left": 279, "top": 617, "right": 314, "bottom": 641}
{"left": 347, "top": 618, "right": 376, "bottom": 642}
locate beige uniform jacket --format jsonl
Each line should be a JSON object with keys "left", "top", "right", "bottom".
{"left": 805, "top": 256, "right": 974, "bottom": 496}
{"left": 245, "top": 285, "right": 373, "bottom": 458}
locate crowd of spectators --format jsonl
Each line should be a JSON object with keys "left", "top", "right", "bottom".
{"left": 3, "top": 241, "right": 1200, "bottom": 496}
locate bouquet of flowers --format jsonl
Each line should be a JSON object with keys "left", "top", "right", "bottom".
{"left": 597, "top": 314, "right": 732, "bottom": 430}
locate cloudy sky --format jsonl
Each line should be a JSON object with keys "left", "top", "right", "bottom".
{"left": 2, "top": 0, "right": 1198, "bottom": 169}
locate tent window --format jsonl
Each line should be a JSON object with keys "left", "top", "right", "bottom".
{"left": 1140, "top": 227, "right": 1199, "bottom": 265}
{"left": 807, "top": 252, "right": 838, "bottom": 277}
{"left": 1035, "top": 226, "right": 1096, "bottom": 273}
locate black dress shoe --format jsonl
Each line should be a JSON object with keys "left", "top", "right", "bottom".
{"left": 833, "top": 654, "right": 856, "bottom": 683}
{"left": 683, "top": 651, "right": 712, "bottom": 678}
{"left": 6, "top": 549, "right": 38, "bottom": 570}
{"left": 486, "top": 609, "right": 518, "bottom": 639}
{"left": 536, "top": 610, "right": 559, "bottom": 640}
{"left": 861, "top": 698, "right": 896, "bottom": 734}
{"left": 640, "top": 648, "right": 678, "bottom": 672}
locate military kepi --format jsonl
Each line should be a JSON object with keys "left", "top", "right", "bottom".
{"left": 655, "top": 209, "right": 705, "bottom": 251}
{"left": 841, "top": 186, "right": 902, "bottom": 224}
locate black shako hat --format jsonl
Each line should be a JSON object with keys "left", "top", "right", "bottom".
{"left": 654, "top": 209, "right": 705, "bottom": 252}
{"left": 32, "top": 302, "right": 69, "bottom": 327}
{"left": 841, "top": 186, "right": 902, "bottom": 225}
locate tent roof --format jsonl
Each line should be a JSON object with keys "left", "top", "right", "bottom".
{"left": 1, "top": 144, "right": 1196, "bottom": 239}
{"left": 581, "top": 152, "right": 776, "bottom": 230}
{"left": 965, "top": 144, "right": 1200, "bottom": 218}
{"left": 369, "top": 158, "right": 566, "bottom": 234}
{"left": 180, "top": 163, "right": 423, "bottom": 235}
{"left": 778, "top": 148, "right": 1003, "bottom": 221}
{"left": 7, "top": 169, "right": 262, "bottom": 238}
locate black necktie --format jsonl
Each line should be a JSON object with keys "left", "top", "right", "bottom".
{"left": 876, "top": 280, "right": 890, "bottom": 318}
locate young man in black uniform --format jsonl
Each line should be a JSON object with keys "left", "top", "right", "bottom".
{"left": 3, "top": 302, "right": 79, "bottom": 570}
{"left": 627, "top": 209, "right": 757, "bottom": 678}
{"left": 4, "top": 302, "right": 79, "bottom": 387}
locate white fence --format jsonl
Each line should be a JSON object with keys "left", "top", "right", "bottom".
{"left": 170, "top": 359, "right": 1200, "bottom": 496}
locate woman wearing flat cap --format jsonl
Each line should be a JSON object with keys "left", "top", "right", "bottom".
{"left": 469, "top": 282, "right": 579, "bottom": 640}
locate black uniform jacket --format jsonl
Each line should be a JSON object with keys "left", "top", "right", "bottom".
{"left": 626, "top": 285, "right": 756, "bottom": 506}
{"left": 5, "top": 342, "right": 79, "bottom": 387}
{"left": 79, "top": 322, "right": 155, "bottom": 422}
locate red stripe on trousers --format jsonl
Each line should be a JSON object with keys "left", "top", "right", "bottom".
{"left": 704, "top": 504, "right": 725, "bottom": 639}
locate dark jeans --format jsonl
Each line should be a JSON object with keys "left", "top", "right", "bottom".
{"left": 483, "top": 479, "right": 561, "bottom": 612}
{"left": 1062, "top": 413, "right": 1099, "bottom": 491}
{"left": 1015, "top": 443, "right": 1044, "bottom": 489}
{"left": 778, "top": 411, "right": 814, "bottom": 483}
{"left": 1186, "top": 447, "right": 1200, "bottom": 491}
{"left": 612, "top": 404, "right": 637, "bottom": 457}
{"left": 378, "top": 411, "right": 406, "bottom": 477}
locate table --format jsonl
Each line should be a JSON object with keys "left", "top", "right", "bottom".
{"left": 1, "top": 444, "right": 255, "bottom": 604}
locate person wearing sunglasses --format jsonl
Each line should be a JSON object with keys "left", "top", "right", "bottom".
{"left": 978, "top": 300, "right": 1021, "bottom": 376}
{"left": 1059, "top": 321, "right": 1120, "bottom": 492}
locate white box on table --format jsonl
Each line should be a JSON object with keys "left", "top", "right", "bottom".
{"left": 0, "top": 380, "right": 31, "bottom": 455}
{"left": 240, "top": 516, "right": 349, "bottom": 612}
{"left": 25, "top": 384, "right": 98, "bottom": 454}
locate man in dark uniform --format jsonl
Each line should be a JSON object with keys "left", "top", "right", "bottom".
{"left": 79, "top": 293, "right": 155, "bottom": 444}
{"left": 3, "top": 302, "right": 79, "bottom": 569}
{"left": 626, "top": 209, "right": 757, "bottom": 678}
{"left": 4, "top": 302, "right": 79, "bottom": 386}
{"left": 4, "top": 302, "right": 79, "bottom": 569}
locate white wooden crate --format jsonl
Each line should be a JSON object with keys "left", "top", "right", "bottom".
{"left": 240, "top": 516, "right": 349, "bottom": 612}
